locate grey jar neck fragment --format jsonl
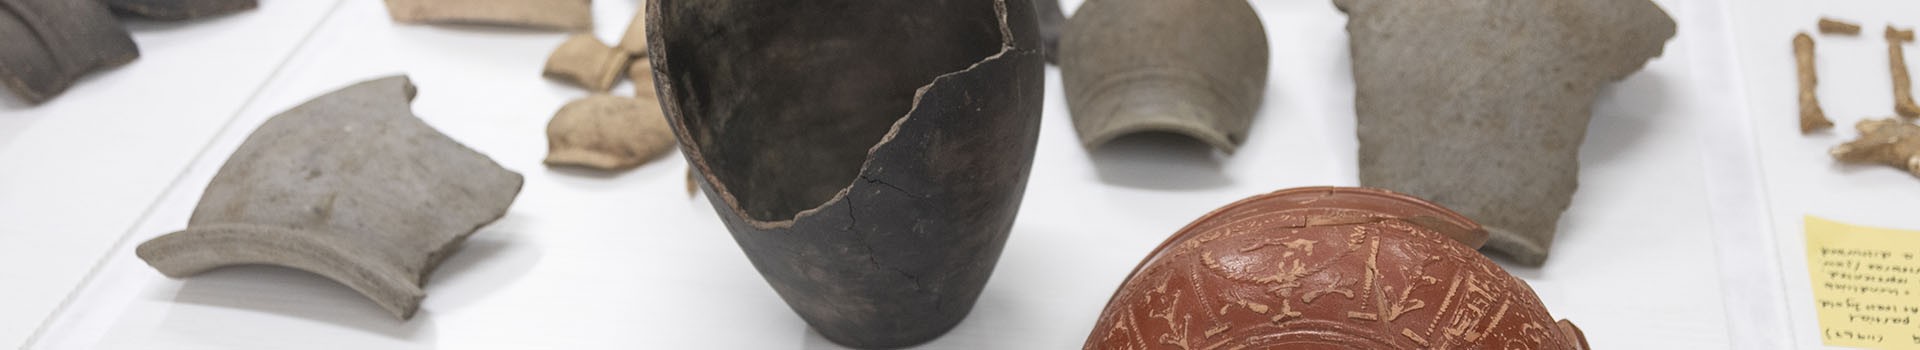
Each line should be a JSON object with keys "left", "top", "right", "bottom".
{"left": 1059, "top": 0, "right": 1269, "bottom": 153}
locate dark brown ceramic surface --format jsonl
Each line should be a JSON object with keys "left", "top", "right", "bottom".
{"left": 1085, "top": 187, "right": 1585, "bottom": 349}
{"left": 647, "top": 0, "right": 1045, "bottom": 348}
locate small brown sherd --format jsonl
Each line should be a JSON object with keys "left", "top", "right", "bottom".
{"left": 1796, "top": 32, "right": 1834, "bottom": 133}
{"left": 544, "top": 34, "right": 628, "bottom": 93}
{"left": 135, "top": 76, "right": 524, "bottom": 320}
{"left": 628, "top": 57, "right": 657, "bottom": 98}
{"left": 617, "top": 6, "right": 648, "bottom": 55}
{"left": 383, "top": 0, "right": 591, "bottom": 31}
{"left": 1820, "top": 18, "right": 1862, "bottom": 35}
{"left": 1890, "top": 26, "right": 1920, "bottom": 119}
{"left": 545, "top": 95, "right": 676, "bottom": 170}
{"left": 1832, "top": 118, "right": 1920, "bottom": 177}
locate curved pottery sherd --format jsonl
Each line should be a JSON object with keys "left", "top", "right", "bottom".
{"left": 544, "top": 33, "right": 627, "bottom": 93}
{"left": 0, "top": 0, "right": 139, "bottom": 104}
{"left": 544, "top": 95, "right": 675, "bottom": 171}
{"left": 1060, "top": 0, "right": 1267, "bottom": 152}
{"left": 105, "top": 0, "right": 257, "bottom": 20}
{"left": 1085, "top": 187, "right": 1587, "bottom": 349}
{"left": 1338, "top": 0, "right": 1675, "bottom": 265}
{"left": 648, "top": 0, "right": 1044, "bottom": 347}
{"left": 136, "top": 76, "right": 524, "bottom": 320}
{"left": 383, "top": 0, "right": 591, "bottom": 31}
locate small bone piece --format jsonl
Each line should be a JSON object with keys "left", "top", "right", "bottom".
{"left": 1339, "top": 0, "right": 1676, "bottom": 265}
{"left": 1832, "top": 118, "right": 1920, "bottom": 177}
{"left": 545, "top": 95, "right": 675, "bottom": 170}
{"left": 0, "top": 0, "right": 140, "bottom": 104}
{"left": 105, "top": 0, "right": 257, "bottom": 20}
{"left": 382, "top": 0, "right": 591, "bottom": 31}
{"left": 544, "top": 34, "right": 629, "bottom": 93}
{"left": 1796, "top": 33, "right": 1835, "bottom": 133}
{"left": 1890, "top": 26, "right": 1920, "bottom": 119}
{"left": 135, "top": 76, "right": 525, "bottom": 320}
{"left": 617, "top": 6, "right": 648, "bottom": 55}
{"left": 1820, "top": 17, "right": 1861, "bottom": 35}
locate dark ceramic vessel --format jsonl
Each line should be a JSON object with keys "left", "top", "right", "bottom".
{"left": 646, "top": 0, "right": 1045, "bottom": 348}
{"left": 1085, "top": 187, "right": 1586, "bottom": 349}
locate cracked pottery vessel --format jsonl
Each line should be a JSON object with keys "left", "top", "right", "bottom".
{"left": 647, "top": 0, "right": 1044, "bottom": 347}
{"left": 0, "top": 0, "right": 139, "bottom": 104}
{"left": 1060, "top": 0, "right": 1268, "bottom": 153}
{"left": 136, "top": 76, "right": 524, "bottom": 320}
{"left": 1338, "top": 0, "right": 1675, "bottom": 265}
{"left": 1085, "top": 187, "right": 1587, "bottom": 349}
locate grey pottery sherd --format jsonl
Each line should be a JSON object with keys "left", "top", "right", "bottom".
{"left": 0, "top": 0, "right": 139, "bottom": 104}
{"left": 136, "top": 76, "right": 524, "bottom": 320}
{"left": 105, "top": 0, "right": 257, "bottom": 20}
{"left": 1060, "top": 0, "right": 1268, "bottom": 153}
{"left": 1338, "top": 0, "right": 1675, "bottom": 265}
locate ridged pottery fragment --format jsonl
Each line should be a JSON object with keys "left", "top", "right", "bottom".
{"left": 648, "top": 0, "right": 1045, "bottom": 347}
{"left": 1060, "top": 0, "right": 1268, "bottom": 152}
{"left": 383, "top": 0, "right": 591, "bottom": 31}
{"left": 1085, "top": 187, "right": 1588, "bottom": 349}
{"left": 545, "top": 33, "right": 627, "bottom": 93}
{"left": 1338, "top": 0, "right": 1676, "bottom": 265}
{"left": 0, "top": 0, "right": 139, "bottom": 103}
{"left": 545, "top": 95, "right": 675, "bottom": 170}
{"left": 105, "top": 0, "right": 257, "bottom": 20}
{"left": 135, "top": 76, "right": 524, "bottom": 320}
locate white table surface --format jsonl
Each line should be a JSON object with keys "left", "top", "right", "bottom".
{"left": 0, "top": 0, "right": 1812, "bottom": 348}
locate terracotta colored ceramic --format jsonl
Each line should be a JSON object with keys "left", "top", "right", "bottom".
{"left": 1085, "top": 187, "right": 1586, "bottom": 349}
{"left": 647, "top": 0, "right": 1045, "bottom": 348}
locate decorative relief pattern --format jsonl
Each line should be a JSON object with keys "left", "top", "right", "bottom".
{"left": 1085, "top": 188, "right": 1586, "bottom": 349}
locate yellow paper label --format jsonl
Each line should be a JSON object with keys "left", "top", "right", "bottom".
{"left": 1807, "top": 215, "right": 1920, "bottom": 349}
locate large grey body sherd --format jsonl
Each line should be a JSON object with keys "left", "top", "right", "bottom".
{"left": 136, "top": 76, "right": 524, "bottom": 319}
{"left": 1337, "top": 0, "right": 1674, "bottom": 265}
